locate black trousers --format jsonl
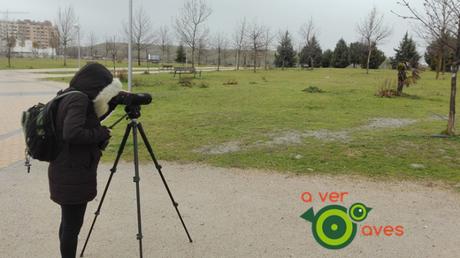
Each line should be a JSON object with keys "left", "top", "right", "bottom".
{"left": 59, "top": 203, "right": 87, "bottom": 258}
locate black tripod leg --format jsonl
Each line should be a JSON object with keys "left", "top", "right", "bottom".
{"left": 132, "top": 120, "right": 144, "bottom": 258}
{"left": 80, "top": 123, "right": 132, "bottom": 257}
{"left": 137, "top": 122, "right": 193, "bottom": 243}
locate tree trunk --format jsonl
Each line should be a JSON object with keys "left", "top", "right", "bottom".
{"left": 264, "top": 48, "right": 268, "bottom": 70}
{"left": 442, "top": 54, "right": 446, "bottom": 78}
{"left": 63, "top": 44, "right": 67, "bottom": 66}
{"left": 253, "top": 48, "right": 257, "bottom": 73}
{"left": 137, "top": 46, "right": 141, "bottom": 66}
{"left": 112, "top": 55, "right": 116, "bottom": 74}
{"left": 366, "top": 44, "right": 371, "bottom": 74}
{"left": 191, "top": 47, "right": 195, "bottom": 68}
{"left": 236, "top": 49, "right": 240, "bottom": 70}
{"left": 447, "top": 66, "right": 457, "bottom": 135}
{"left": 436, "top": 50, "right": 442, "bottom": 80}
{"left": 446, "top": 18, "right": 460, "bottom": 136}
{"left": 7, "top": 47, "right": 11, "bottom": 68}
{"left": 217, "top": 48, "right": 221, "bottom": 72}
{"left": 397, "top": 68, "right": 406, "bottom": 96}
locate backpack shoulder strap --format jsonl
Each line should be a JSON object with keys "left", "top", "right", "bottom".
{"left": 53, "top": 90, "right": 87, "bottom": 102}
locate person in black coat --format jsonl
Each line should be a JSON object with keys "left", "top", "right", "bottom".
{"left": 48, "top": 63, "right": 121, "bottom": 258}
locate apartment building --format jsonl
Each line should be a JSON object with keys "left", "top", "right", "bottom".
{"left": 0, "top": 19, "right": 58, "bottom": 55}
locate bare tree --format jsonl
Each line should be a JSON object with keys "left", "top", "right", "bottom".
{"left": 357, "top": 7, "right": 392, "bottom": 74}
{"left": 56, "top": 5, "right": 76, "bottom": 66}
{"left": 2, "top": 22, "right": 16, "bottom": 67}
{"left": 158, "top": 25, "right": 171, "bottom": 63}
{"left": 175, "top": 0, "right": 212, "bottom": 67}
{"left": 124, "top": 7, "right": 154, "bottom": 66}
{"left": 214, "top": 33, "right": 227, "bottom": 71}
{"left": 31, "top": 41, "right": 40, "bottom": 57}
{"left": 395, "top": 0, "right": 460, "bottom": 135}
{"left": 88, "top": 31, "right": 97, "bottom": 58}
{"left": 299, "top": 18, "right": 316, "bottom": 47}
{"left": 49, "top": 27, "right": 60, "bottom": 58}
{"left": 299, "top": 18, "right": 319, "bottom": 68}
{"left": 395, "top": 0, "right": 454, "bottom": 79}
{"left": 246, "top": 22, "right": 265, "bottom": 73}
{"left": 106, "top": 35, "right": 119, "bottom": 73}
{"left": 197, "top": 35, "right": 208, "bottom": 65}
{"left": 233, "top": 18, "right": 247, "bottom": 70}
{"left": 262, "top": 28, "right": 275, "bottom": 70}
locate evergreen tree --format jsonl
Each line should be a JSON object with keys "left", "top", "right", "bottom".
{"left": 391, "top": 33, "right": 421, "bottom": 68}
{"left": 360, "top": 43, "right": 386, "bottom": 69}
{"left": 349, "top": 42, "right": 366, "bottom": 68}
{"left": 175, "top": 44, "right": 186, "bottom": 63}
{"left": 332, "top": 38, "right": 350, "bottom": 68}
{"left": 321, "top": 50, "right": 333, "bottom": 67}
{"left": 274, "top": 31, "right": 297, "bottom": 68}
{"left": 425, "top": 38, "right": 454, "bottom": 72}
{"left": 299, "top": 36, "right": 322, "bottom": 68}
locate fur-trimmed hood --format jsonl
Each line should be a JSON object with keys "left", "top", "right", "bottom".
{"left": 93, "top": 78, "right": 122, "bottom": 118}
{"left": 68, "top": 62, "right": 122, "bottom": 118}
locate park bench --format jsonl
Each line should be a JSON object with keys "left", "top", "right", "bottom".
{"left": 173, "top": 67, "right": 202, "bottom": 78}
{"left": 161, "top": 64, "right": 173, "bottom": 70}
{"left": 300, "top": 63, "right": 312, "bottom": 70}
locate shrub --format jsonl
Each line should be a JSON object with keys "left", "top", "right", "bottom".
{"left": 199, "top": 82, "right": 209, "bottom": 88}
{"left": 116, "top": 69, "right": 128, "bottom": 83}
{"left": 223, "top": 79, "right": 238, "bottom": 85}
{"left": 132, "top": 77, "right": 144, "bottom": 87}
{"left": 178, "top": 77, "right": 194, "bottom": 87}
{"left": 376, "top": 78, "right": 398, "bottom": 98}
{"left": 303, "top": 86, "right": 324, "bottom": 93}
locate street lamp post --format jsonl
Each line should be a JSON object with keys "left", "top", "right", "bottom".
{"left": 128, "top": 0, "right": 133, "bottom": 92}
{"left": 73, "top": 23, "right": 81, "bottom": 69}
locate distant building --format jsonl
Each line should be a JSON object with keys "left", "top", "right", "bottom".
{"left": 0, "top": 19, "right": 58, "bottom": 56}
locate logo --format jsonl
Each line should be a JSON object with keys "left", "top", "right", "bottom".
{"left": 300, "top": 203, "right": 372, "bottom": 249}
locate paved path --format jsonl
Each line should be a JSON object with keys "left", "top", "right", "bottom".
{"left": 1, "top": 69, "right": 460, "bottom": 257}
{"left": 0, "top": 70, "right": 66, "bottom": 168}
{"left": 1, "top": 161, "right": 460, "bottom": 258}
{"left": 0, "top": 67, "right": 233, "bottom": 168}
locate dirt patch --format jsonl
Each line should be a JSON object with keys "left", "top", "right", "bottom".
{"left": 302, "top": 130, "right": 350, "bottom": 142}
{"left": 194, "top": 117, "right": 418, "bottom": 154}
{"left": 194, "top": 141, "right": 241, "bottom": 154}
{"left": 361, "top": 118, "right": 417, "bottom": 130}
{"left": 263, "top": 131, "right": 304, "bottom": 145}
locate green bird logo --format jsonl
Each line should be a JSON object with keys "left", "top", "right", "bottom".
{"left": 300, "top": 203, "right": 372, "bottom": 249}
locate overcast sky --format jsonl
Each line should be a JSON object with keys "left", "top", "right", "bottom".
{"left": 1, "top": 0, "right": 427, "bottom": 56}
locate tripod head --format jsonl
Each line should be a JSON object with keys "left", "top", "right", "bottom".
{"left": 125, "top": 105, "right": 142, "bottom": 119}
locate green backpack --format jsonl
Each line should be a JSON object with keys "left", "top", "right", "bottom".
{"left": 21, "top": 90, "right": 86, "bottom": 172}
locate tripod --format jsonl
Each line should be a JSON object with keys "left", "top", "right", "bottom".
{"left": 80, "top": 105, "right": 192, "bottom": 258}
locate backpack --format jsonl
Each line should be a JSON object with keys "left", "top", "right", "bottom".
{"left": 21, "top": 90, "right": 87, "bottom": 172}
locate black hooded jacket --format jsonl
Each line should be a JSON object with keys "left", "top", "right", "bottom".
{"left": 48, "top": 63, "right": 119, "bottom": 205}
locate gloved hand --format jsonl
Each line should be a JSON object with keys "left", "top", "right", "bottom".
{"left": 99, "top": 127, "right": 112, "bottom": 150}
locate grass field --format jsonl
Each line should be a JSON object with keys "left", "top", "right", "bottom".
{"left": 0, "top": 57, "right": 220, "bottom": 70}
{"left": 0, "top": 57, "right": 130, "bottom": 69}
{"left": 48, "top": 68, "right": 460, "bottom": 184}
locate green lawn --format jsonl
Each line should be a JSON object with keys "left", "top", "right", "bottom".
{"left": 48, "top": 68, "right": 460, "bottom": 184}
{"left": 0, "top": 57, "right": 223, "bottom": 70}
{"left": 0, "top": 57, "right": 131, "bottom": 69}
